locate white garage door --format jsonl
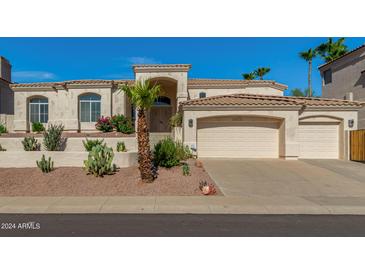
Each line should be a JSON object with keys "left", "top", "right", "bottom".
{"left": 197, "top": 116, "right": 280, "bottom": 158}
{"left": 298, "top": 122, "right": 339, "bottom": 159}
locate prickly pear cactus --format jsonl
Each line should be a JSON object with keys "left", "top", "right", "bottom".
{"left": 83, "top": 144, "right": 116, "bottom": 177}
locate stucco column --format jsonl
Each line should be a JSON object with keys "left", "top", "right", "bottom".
{"left": 280, "top": 112, "right": 300, "bottom": 160}
{"left": 13, "top": 92, "right": 30, "bottom": 132}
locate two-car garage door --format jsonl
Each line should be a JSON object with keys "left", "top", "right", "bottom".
{"left": 197, "top": 116, "right": 280, "bottom": 158}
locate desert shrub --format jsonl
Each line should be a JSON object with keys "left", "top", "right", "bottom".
{"left": 83, "top": 144, "right": 116, "bottom": 177}
{"left": 36, "top": 155, "right": 54, "bottom": 173}
{"left": 43, "top": 123, "right": 65, "bottom": 151}
{"left": 153, "top": 137, "right": 180, "bottom": 168}
{"left": 22, "top": 136, "right": 40, "bottom": 151}
{"left": 111, "top": 114, "right": 134, "bottom": 134}
{"left": 175, "top": 141, "right": 192, "bottom": 161}
{"left": 0, "top": 144, "right": 6, "bottom": 151}
{"left": 116, "top": 141, "right": 127, "bottom": 152}
{"left": 32, "top": 122, "right": 45, "bottom": 133}
{"left": 95, "top": 116, "right": 113, "bottom": 133}
{"left": 169, "top": 112, "right": 182, "bottom": 127}
{"left": 0, "top": 123, "right": 7, "bottom": 134}
{"left": 83, "top": 138, "right": 104, "bottom": 152}
{"left": 182, "top": 163, "right": 190, "bottom": 176}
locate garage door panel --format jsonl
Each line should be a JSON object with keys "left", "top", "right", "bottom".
{"left": 298, "top": 123, "right": 339, "bottom": 159}
{"left": 197, "top": 117, "right": 279, "bottom": 158}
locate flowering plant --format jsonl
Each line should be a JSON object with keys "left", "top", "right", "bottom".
{"left": 95, "top": 116, "right": 113, "bottom": 132}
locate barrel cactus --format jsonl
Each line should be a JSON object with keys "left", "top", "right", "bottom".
{"left": 83, "top": 144, "right": 116, "bottom": 177}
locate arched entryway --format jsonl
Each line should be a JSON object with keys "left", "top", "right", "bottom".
{"left": 148, "top": 78, "right": 177, "bottom": 132}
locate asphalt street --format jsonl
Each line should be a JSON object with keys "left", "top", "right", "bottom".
{"left": 1, "top": 214, "right": 365, "bottom": 236}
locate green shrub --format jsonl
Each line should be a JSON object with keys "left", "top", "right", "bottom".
{"left": 0, "top": 144, "right": 6, "bottom": 151}
{"left": 95, "top": 116, "right": 113, "bottom": 132}
{"left": 32, "top": 122, "right": 45, "bottom": 133}
{"left": 22, "top": 136, "right": 40, "bottom": 151}
{"left": 43, "top": 124, "right": 65, "bottom": 151}
{"left": 116, "top": 141, "right": 127, "bottom": 152}
{"left": 83, "top": 144, "right": 116, "bottom": 177}
{"left": 175, "top": 141, "right": 192, "bottom": 161}
{"left": 169, "top": 112, "right": 182, "bottom": 127}
{"left": 82, "top": 138, "right": 104, "bottom": 152}
{"left": 153, "top": 137, "right": 180, "bottom": 168}
{"left": 111, "top": 114, "right": 134, "bottom": 134}
{"left": 182, "top": 163, "right": 190, "bottom": 176}
{"left": 0, "top": 123, "right": 7, "bottom": 134}
{"left": 36, "top": 155, "right": 54, "bottom": 173}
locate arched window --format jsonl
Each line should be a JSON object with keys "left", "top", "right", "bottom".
{"left": 79, "top": 94, "right": 101, "bottom": 122}
{"left": 199, "top": 92, "right": 206, "bottom": 98}
{"left": 29, "top": 97, "right": 48, "bottom": 123}
{"left": 154, "top": 96, "right": 171, "bottom": 106}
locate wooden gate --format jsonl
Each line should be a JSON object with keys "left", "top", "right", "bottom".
{"left": 350, "top": 130, "right": 365, "bottom": 162}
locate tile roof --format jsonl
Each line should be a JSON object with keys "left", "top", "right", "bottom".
{"left": 10, "top": 79, "right": 134, "bottom": 88}
{"left": 132, "top": 64, "right": 192, "bottom": 68}
{"left": 188, "top": 78, "right": 287, "bottom": 91}
{"left": 318, "top": 43, "right": 365, "bottom": 69}
{"left": 180, "top": 94, "right": 364, "bottom": 108}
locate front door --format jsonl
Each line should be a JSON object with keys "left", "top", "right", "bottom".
{"left": 150, "top": 106, "right": 172, "bottom": 132}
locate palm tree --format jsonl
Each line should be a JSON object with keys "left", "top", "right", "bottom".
{"left": 242, "top": 72, "right": 257, "bottom": 80}
{"left": 290, "top": 88, "right": 315, "bottom": 97}
{"left": 299, "top": 48, "right": 317, "bottom": 97}
{"left": 120, "top": 79, "right": 161, "bottom": 183}
{"left": 254, "top": 67, "right": 271, "bottom": 80}
{"left": 316, "top": 38, "right": 348, "bottom": 62}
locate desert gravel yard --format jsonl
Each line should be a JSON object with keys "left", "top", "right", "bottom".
{"left": 0, "top": 160, "right": 221, "bottom": 196}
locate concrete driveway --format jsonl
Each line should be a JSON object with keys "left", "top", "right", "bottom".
{"left": 202, "top": 159, "right": 365, "bottom": 197}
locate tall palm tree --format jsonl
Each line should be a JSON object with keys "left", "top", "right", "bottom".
{"left": 299, "top": 48, "right": 317, "bottom": 97}
{"left": 254, "top": 67, "right": 271, "bottom": 80}
{"left": 242, "top": 72, "right": 257, "bottom": 80}
{"left": 120, "top": 79, "right": 161, "bottom": 183}
{"left": 316, "top": 38, "right": 348, "bottom": 62}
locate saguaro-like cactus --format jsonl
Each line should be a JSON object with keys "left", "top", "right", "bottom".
{"left": 83, "top": 144, "right": 116, "bottom": 177}
{"left": 36, "top": 155, "right": 54, "bottom": 173}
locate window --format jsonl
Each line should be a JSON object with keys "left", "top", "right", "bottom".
{"left": 199, "top": 92, "right": 206, "bottom": 98}
{"left": 323, "top": 69, "right": 332, "bottom": 85}
{"left": 154, "top": 96, "right": 171, "bottom": 106}
{"left": 29, "top": 98, "right": 48, "bottom": 123}
{"left": 79, "top": 94, "right": 101, "bottom": 122}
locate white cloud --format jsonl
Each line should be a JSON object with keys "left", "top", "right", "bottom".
{"left": 126, "top": 56, "right": 160, "bottom": 64}
{"left": 12, "top": 71, "right": 56, "bottom": 82}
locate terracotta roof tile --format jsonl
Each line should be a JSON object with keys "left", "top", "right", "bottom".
{"left": 132, "top": 64, "right": 191, "bottom": 68}
{"left": 181, "top": 94, "right": 364, "bottom": 108}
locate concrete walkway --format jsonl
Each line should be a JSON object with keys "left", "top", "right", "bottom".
{"left": 2, "top": 195, "right": 365, "bottom": 214}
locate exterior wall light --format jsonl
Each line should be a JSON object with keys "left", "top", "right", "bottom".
{"left": 188, "top": 119, "right": 193, "bottom": 128}
{"left": 348, "top": 119, "right": 354, "bottom": 128}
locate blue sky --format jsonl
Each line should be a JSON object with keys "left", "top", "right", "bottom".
{"left": 1, "top": 37, "right": 364, "bottom": 96}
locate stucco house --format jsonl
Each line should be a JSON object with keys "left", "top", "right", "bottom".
{"left": 0, "top": 56, "right": 363, "bottom": 160}
{"left": 319, "top": 44, "right": 365, "bottom": 129}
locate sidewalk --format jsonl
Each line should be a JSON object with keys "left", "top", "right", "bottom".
{"left": 2, "top": 195, "right": 365, "bottom": 214}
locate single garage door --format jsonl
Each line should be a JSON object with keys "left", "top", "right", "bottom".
{"left": 197, "top": 116, "right": 280, "bottom": 158}
{"left": 298, "top": 122, "right": 339, "bottom": 159}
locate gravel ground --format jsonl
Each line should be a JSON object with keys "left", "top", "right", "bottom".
{"left": 0, "top": 160, "right": 221, "bottom": 196}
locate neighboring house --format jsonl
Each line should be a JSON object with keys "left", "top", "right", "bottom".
{"left": 319, "top": 44, "right": 365, "bottom": 129}
{"left": 0, "top": 56, "right": 363, "bottom": 160}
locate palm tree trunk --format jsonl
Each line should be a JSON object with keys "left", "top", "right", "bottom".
{"left": 308, "top": 60, "right": 312, "bottom": 97}
{"left": 137, "top": 108, "right": 154, "bottom": 183}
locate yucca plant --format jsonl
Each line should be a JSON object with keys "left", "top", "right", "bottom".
{"left": 182, "top": 163, "right": 190, "bottom": 176}
{"left": 43, "top": 123, "right": 65, "bottom": 151}
{"left": 22, "top": 136, "right": 40, "bottom": 151}
{"left": 83, "top": 144, "right": 116, "bottom": 177}
{"left": 36, "top": 155, "right": 54, "bottom": 173}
